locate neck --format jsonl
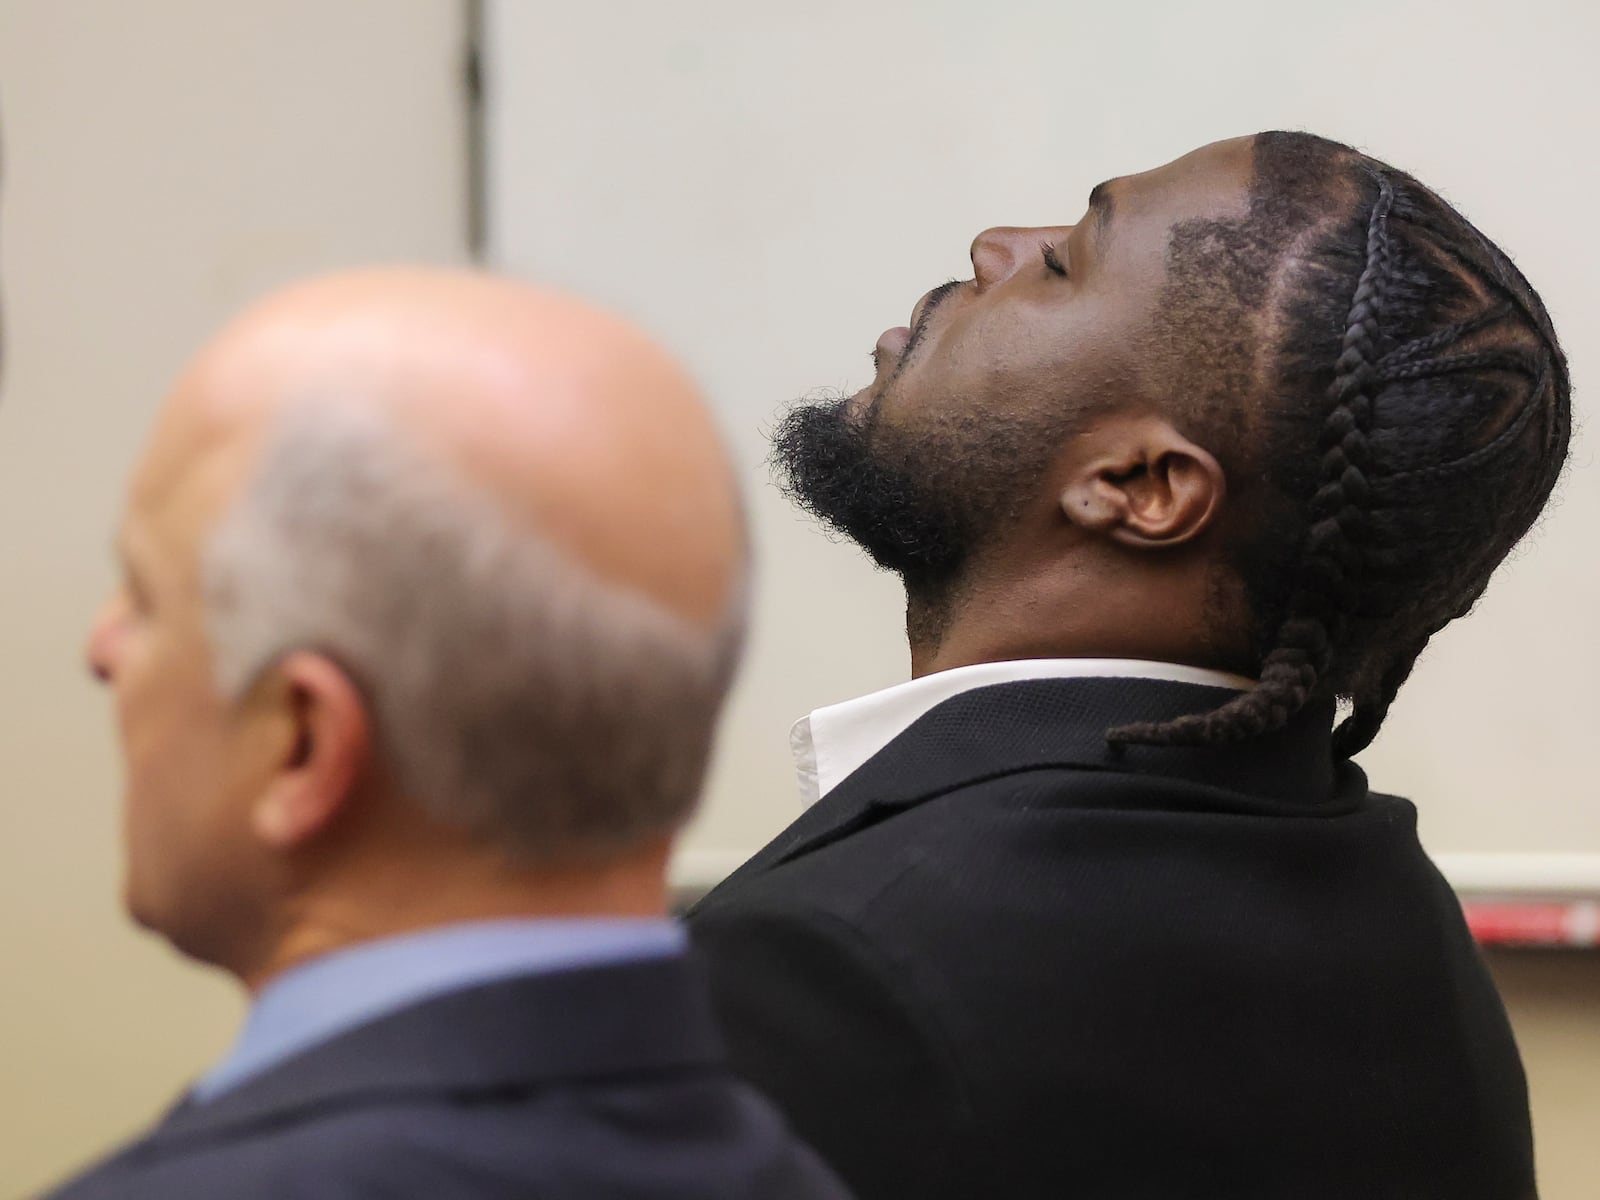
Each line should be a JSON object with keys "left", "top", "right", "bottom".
{"left": 906, "top": 556, "right": 1249, "bottom": 679}
{"left": 237, "top": 841, "right": 671, "bottom": 994}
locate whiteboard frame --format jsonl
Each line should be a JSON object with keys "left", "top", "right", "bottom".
{"left": 671, "top": 849, "right": 1600, "bottom": 900}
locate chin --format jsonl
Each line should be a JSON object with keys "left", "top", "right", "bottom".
{"left": 123, "top": 876, "right": 219, "bottom": 966}
{"left": 123, "top": 884, "right": 187, "bottom": 956}
{"left": 121, "top": 873, "right": 157, "bottom": 933}
{"left": 843, "top": 386, "right": 883, "bottom": 430}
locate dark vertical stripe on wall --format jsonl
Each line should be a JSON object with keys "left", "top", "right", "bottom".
{"left": 464, "top": 0, "right": 487, "bottom": 260}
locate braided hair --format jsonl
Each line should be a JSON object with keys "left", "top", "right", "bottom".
{"left": 1110, "top": 133, "right": 1570, "bottom": 755}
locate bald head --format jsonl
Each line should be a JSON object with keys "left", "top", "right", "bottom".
{"left": 145, "top": 268, "right": 743, "bottom": 631}
{"left": 89, "top": 269, "right": 748, "bottom": 972}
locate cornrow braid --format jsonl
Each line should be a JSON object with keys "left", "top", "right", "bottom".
{"left": 1110, "top": 176, "right": 1396, "bottom": 749}
{"left": 1377, "top": 348, "right": 1541, "bottom": 386}
{"left": 1109, "top": 132, "right": 1570, "bottom": 756}
{"left": 1377, "top": 302, "right": 1511, "bottom": 366}
{"left": 1375, "top": 365, "right": 1547, "bottom": 487}
{"left": 1327, "top": 628, "right": 1427, "bottom": 759}
{"left": 1329, "top": 570, "right": 1492, "bottom": 758}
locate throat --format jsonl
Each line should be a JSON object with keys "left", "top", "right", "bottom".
{"left": 905, "top": 566, "right": 1252, "bottom": 680}
{"left": 904, "top": 585, "right": 963, "bottom": 672}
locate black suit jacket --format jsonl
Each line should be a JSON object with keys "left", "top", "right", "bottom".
{"left": 689, "top": 677, "right": 1534, "bottom": 1200}
{"left": 45, "top": 955, "right": 850, "bottom": 1199}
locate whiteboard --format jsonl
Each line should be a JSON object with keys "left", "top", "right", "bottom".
{"left": 483, "top": 0, "right": 1600, "bottom": 893}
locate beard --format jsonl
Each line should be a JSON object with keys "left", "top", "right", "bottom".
{"left": 769, "top": 389, "right": 1065, "bottom": 614}
{"left": 769, "top": 393, "right": 966, "bottom": 589}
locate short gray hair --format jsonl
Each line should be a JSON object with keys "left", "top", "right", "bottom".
{"left": 202, "top": 401, "right": 745, "bottom": 862}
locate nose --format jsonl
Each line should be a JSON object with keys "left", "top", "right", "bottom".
{"left": 970, "top": 225, "right": 1075, "bottom": 292}
{"left": 86, "top": 594, "right": 126, "bottom": 684}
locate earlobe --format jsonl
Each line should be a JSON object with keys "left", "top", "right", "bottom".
{"left": 252, "top": 785, "right": 317, "bottom": 847}
{"left": 249, "top": 653, "right": 372, "bottom": 851}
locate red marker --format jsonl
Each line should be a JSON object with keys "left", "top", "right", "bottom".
{"left": 1462, "top": 900, "right": 1600, "bottom": 947}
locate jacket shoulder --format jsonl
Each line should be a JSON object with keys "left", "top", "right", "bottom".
{"left": 46, "top": 1083, "right": 850, "bottom": 1200}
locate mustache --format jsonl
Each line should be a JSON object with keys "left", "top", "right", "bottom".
{"left": 901, "top": 279, "right": 965, "bottom": 362}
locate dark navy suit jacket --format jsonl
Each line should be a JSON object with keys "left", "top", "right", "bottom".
{"left": 45, "top": 955, "right": 850, "bottom": 1199}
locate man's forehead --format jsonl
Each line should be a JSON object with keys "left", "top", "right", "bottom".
{"left": 1081, "top": 137, "right": 1255, "bottom": 253}
{"left": 127, "top": 385, "right": 261, "bottom": 556}
{"left": 1117, "top": 138, "right": 1255, "bottom": 210}
{"left": 133, "top": 406, "right": 237, "bottom": 503}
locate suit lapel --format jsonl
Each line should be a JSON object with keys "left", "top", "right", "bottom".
{"left": 139, "top": 955, "right": 721, "bottom": 1156}
{"left": 697, "top": 676, "right": 1348, "bottom": 902}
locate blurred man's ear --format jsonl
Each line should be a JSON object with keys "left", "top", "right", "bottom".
{"left": 1057, "top": 413, "right": 1225, "bottom": 549}
{"left": 250, "top": 652, "right": 373, "bottom": 849}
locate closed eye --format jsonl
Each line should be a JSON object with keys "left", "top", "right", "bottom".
{"left": 1042, "top": 242, "right": 1069, "bottom": 277}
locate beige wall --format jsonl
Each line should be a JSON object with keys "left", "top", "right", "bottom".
{"left": 0, "top": 2, "right": 468, "bottom": 1193}
{"left": 1487, "top": 954, "right": 1600, "bottom": 1192}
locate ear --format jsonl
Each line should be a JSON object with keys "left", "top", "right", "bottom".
{"left": 249, "top": 652, "right": 373, "bottom": 850}
{"left": 1058, "top": 413, "right": 1226, "bottom": 548}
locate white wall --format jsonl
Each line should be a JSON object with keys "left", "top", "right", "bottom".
{"left": 485, "top": 0, "right": 1600, "bottom": 878}
{"left": 0, "top": 2, "right": 468, "bottom": 1193}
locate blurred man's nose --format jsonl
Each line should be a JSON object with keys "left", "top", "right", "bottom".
{"left": 970, "top": 225, "right": 1074, "bottom": 291}
{"left": 85, "top": 596, "right": 125, "bottom": 683}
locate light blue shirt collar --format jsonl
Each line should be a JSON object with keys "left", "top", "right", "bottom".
{"left": 194, "top": 917, "right": 685, "bottom": 1102}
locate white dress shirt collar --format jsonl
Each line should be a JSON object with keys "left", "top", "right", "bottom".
{"left": 791, "top": 658, "right": 1254, "bottom": 806}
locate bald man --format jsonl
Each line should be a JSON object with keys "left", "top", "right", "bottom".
{"left": 46, "top": 270, "right": 849, "bottom": 1200}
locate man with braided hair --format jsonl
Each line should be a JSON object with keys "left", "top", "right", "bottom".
{"left": 688, "top": 132, "right": 1568, "bottom": 1200}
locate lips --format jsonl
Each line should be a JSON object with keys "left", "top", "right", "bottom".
{"left": 875, "top": 326, "right": 911, "bottom": 362}
{"left": 874, "top": 279, "right": 965, "bottom": 372}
